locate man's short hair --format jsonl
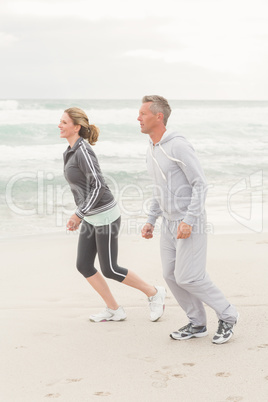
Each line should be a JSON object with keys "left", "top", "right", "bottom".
{"left": 142, "top": 95, "right": 171, "bottom": 126}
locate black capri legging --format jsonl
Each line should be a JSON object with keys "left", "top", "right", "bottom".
{"left": 76, "top": 216, "right": 128, "bottom": 282}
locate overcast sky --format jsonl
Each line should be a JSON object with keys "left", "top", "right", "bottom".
{"left": 1, "top": 0, "right": 268, "bottom": 99}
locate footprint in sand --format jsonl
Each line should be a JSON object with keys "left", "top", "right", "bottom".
{"left": 183, "top": 362, "right": 195, "bottom": 367}
{"left": 35, "top": 332, "right": 60, "bottom": 338}
{"left": 151, "top": 371, "right": 169, "bottom": 388}
{"left": 216, "top": 372, "right": 231, "bottom": 377}
{"left": 248, "top": 344, "right": 268, "bottom": 351}
{"left": 127, "top": 353, "right": 156, "bottom": 363}
{"left": 172, "top": 373, "right": 187, "bottom": 378}
{"left": 94, "top": 392, "right": 111, "bottom": 396}
{"left": 151, "top": 368, "right": 187, "bottom": 388}
{"left": 45, "top": 394, "right": 61, "bottom": 399}
{"left": 142, "top": 356, "right": 156, "bottom": 363}
{"left": 66, "top": 378, "right": 83, "bottom": 383}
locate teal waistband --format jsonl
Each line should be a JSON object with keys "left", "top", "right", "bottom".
{"left": 83, "top": 204, "right": 120, "bottom": 227}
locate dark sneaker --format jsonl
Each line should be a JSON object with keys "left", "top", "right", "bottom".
{"left": 170, "top": 323, "right": 208, "bottom": 340}
{"left": 212, "top": 319, "right": 236, "bottom": 344}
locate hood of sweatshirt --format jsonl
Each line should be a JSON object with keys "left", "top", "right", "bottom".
{"left": 148, "top": 128, "right": 187, "bottom": 182}
{"left": 146, "top": 127, "right": 207, "bottom": 225}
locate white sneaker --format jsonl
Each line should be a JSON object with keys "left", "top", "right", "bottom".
{"left": 89, "top": 306, "right": 127, "bottom": 322}
{"left": 148, "top": 286, "right": 166, "bottom": 322}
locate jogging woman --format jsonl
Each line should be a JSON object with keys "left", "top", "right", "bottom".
{"left": 59, "top": 107, "right": 166, "bottom": 322}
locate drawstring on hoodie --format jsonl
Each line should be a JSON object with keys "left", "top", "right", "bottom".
{"left": 149, "top": 143, "right": 186, "bottom": 182}
{"left": 149, "top": 145, "right": 167, "bottom": 181}
{"left": 159, "top": 144, "right": 186, "bottom": 166}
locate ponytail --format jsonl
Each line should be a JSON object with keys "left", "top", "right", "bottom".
{"left": 78, "top": 124, "right": 99, "bottom": 145}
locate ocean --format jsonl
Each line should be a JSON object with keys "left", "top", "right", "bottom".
{"left": 0, "top": 99, "right": 267, "bottom": 239}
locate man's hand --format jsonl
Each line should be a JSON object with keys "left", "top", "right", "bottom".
{"left": 67, "top": 214, "right": 82, "bottom": 231}
{"left": 141, "top": 223, "right": 154, "bottom": 239}
{"left": 177, "top": 221, "right": 192, "bottom": 239}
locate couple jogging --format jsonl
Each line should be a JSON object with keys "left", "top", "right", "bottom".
{"left": 59, "top": 95, "right": 238, "bottom": 345}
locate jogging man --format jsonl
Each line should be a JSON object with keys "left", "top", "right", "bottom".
{"left": 138, "top": 95, "right": 238, "bottom": 344}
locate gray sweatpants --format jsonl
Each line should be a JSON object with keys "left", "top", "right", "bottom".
{"left": 160, "top": 214, "right": 237, "bottom": 326}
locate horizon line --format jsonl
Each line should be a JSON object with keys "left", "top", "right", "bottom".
{"left": 1, "top": 98, "right": 268, "bottom": 102}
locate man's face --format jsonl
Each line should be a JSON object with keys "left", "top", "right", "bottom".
{"left": 137, "top": 102, "right": 159, "bottom": 134}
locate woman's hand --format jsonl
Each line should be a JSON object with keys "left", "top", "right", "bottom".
{"left": 67, "top": 214, "right": 82, "bottom": 231}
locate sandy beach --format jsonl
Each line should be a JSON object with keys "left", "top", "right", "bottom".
{"left": 0, "top": 230, "right": 268, "bottom": 402}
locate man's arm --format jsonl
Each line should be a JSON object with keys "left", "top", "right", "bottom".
{"left": 174, "top": 140, "right": 207, "bottom": 227}
{"left": 142, "top": 197, "right": 162, "bottom": 239}
{"left": 146, "top": 197, "right": 163, "bottom": 227}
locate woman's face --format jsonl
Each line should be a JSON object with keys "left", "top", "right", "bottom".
{"left": 58, "top": 112, "right": 79, "bottom": 140}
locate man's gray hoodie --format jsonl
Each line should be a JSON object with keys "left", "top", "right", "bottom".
{"left": 146, "top": 129, "right": 207, "bottom": 227}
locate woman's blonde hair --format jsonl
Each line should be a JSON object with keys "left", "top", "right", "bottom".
{"left": 64, "top": 107, "right": 99, "bottom": 145}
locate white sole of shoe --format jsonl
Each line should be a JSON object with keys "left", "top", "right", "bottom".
{"left": 89, "top": 315, "right": 127, "bottom": 323}
{"left": 170, "top": 330, "right": 208, "bottom": 340}
{"left": 150, "top": 305, "right": 165, "bottom": 322}
{"left": 212, "top": 332, "right": 233, "bottom": 344}
{"left": 149, "top": 287, "right": 167, "bottom": 322}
